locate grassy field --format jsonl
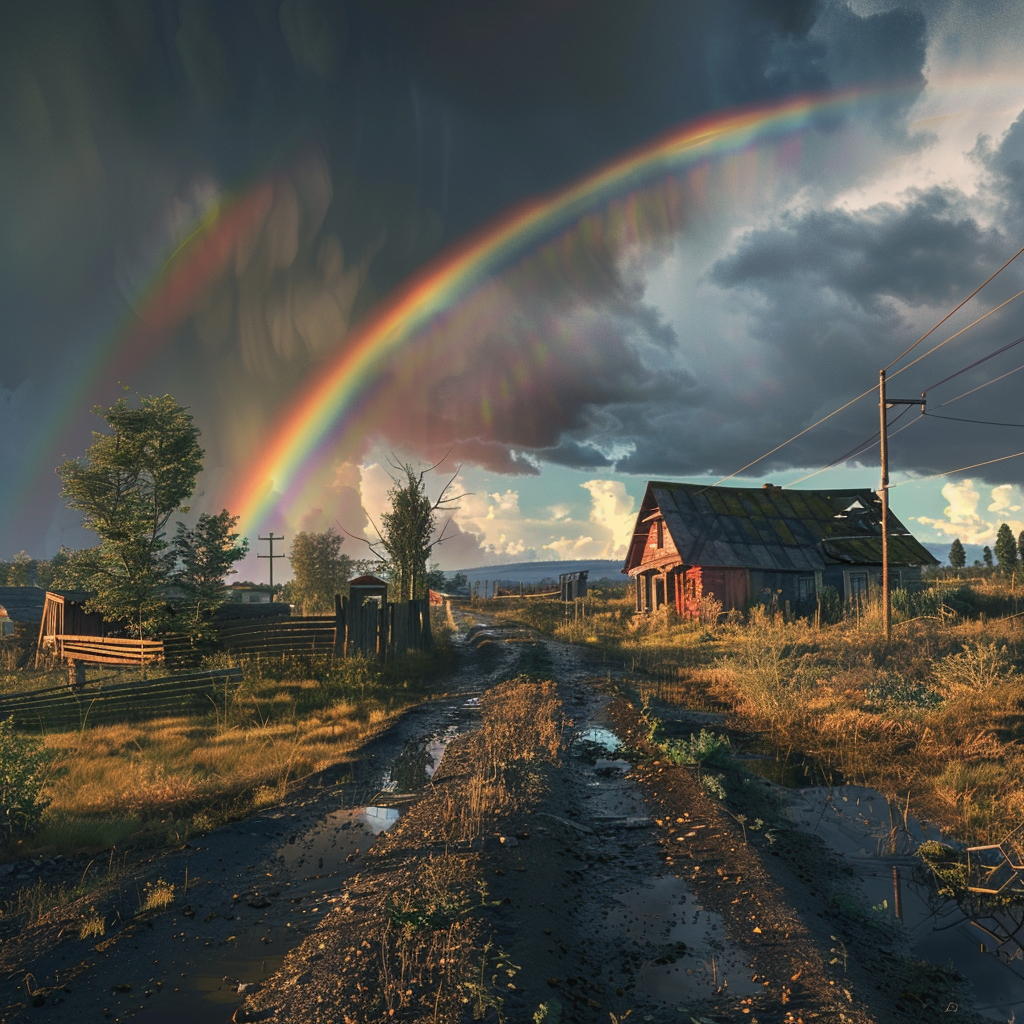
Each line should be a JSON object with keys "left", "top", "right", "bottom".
{"left": 1, "top": 623, "right": 457, "bottom": 861}
{"left": 485, "top": 577, "right": 1024, "bottom": 848}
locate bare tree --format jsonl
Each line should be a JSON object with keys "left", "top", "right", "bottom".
{"left": 348, "top": 456, "right": 464, "bottom": 602}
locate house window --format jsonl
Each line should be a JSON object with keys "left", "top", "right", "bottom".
{"left": 654, "top": 575, "right": 665, "bottom": 608}
{"left": 797, "top": 575, "right": 816, "bottom": 602}
{"left": 848, "top": 572, "right": 869, "bottom": 603}
{"left": 655, "top": 520, "right": 664, "bottom": 548}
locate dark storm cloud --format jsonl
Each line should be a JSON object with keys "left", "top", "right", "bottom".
{"left": 1, "top": 0, "right": 941, "bottom": 557}
{"left": 712, "top": 188, "right": 1006, "bottom": 310}
{"left": 607, "top": 126, "right": 1024, "bottom": 486}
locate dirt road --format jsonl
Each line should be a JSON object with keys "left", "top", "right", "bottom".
{"left": 2, "top": 618, "right": 990, "bottom": 1023}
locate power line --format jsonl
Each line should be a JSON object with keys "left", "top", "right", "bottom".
{"left": 708, "top": 384, "right": 877, "bottom": 486}
{"left": 884, "top": 244, "right": 1024, "bottom": 372}
{"left": 889, "top": 286, "right": 1024, "bottom": 381}
{"left": 892, "top": 447, "right": 1024, "bottom": 487}
{"left": 922, "top": 411, "right": 1024, "bottom": 428}
{"left": 934, "top": 358, "right": 1024, "bottom": 408}
{"left": 925, "top": 332, "right": 1024, "bottom": 392}
{"left": 784, "top": 407, "right": 919, "bottom": 487}
{"left": 713, "top": 252, "right": 1024, "bottom": 488}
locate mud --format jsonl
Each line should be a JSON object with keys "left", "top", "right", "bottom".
{"left": 2, "top": 618, "right": 1011, "bottom": 1023}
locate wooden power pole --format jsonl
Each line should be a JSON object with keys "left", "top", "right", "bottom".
{"left": 258, "top": 532, "right": 287, "bottom": 600}
{"left": 878, "top": 370, "right": 925, "bottom": 640}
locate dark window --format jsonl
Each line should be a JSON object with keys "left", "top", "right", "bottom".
{"left": 797, "top": 575, "right": 816, "bottom": 602}
{"left": 848, "top": 572, "right": 869, "bottom": 602}
{"left": 655, "top": 520, "right": 664, "bottom": 548}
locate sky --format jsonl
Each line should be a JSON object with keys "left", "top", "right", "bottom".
{"left": 3, "top": 0, "right": 1024, "bottom": 579}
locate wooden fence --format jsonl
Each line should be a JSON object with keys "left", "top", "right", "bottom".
{"left": 0, "top": 667, "right": 243, "bottom": 732}
{"left": 210, "top": 597, "right": 432, "bottom": 661}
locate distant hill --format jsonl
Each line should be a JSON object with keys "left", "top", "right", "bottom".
{"left": 450, "top": 559, "right": 625, "bottom": 587}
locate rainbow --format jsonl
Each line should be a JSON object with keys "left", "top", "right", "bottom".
{"left": 10, "top": 178, "right": 275, "bottom": 534}
{"left": 224, "top": 85, "right": 917, "bottom": 534}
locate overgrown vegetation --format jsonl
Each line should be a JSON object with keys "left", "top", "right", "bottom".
{"left": 487, "top": 578, "right": 1024, "bottom": 850}
{"left": 0, "top": 626, "right": 456, "bottom": 860}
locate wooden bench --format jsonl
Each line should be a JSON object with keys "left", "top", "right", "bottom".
{"left": 48, "top": 634, "right": 165, "bottom": 688}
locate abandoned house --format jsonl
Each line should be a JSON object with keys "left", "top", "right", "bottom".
{"left": 623, "top": 481, "right": 939, "bottom": 618}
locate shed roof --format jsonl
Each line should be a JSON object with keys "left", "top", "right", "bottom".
{"left": 349, "top": 574, "right": 388, "bottom": 588}
{"left": 625, "top": 482, "right": 938, "bottom": 573}
{"left": 0, "top": 586, "right": 46, "bottom": 623}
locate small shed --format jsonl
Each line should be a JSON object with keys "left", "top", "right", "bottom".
{"left": 559, "top": 570, "right": 589, "bottom": 602}
{"left": 347, "top": 575, "right": 389, "bottom": 612}
{"left": 35, "top": 590, "right": 106, "bottom": 666}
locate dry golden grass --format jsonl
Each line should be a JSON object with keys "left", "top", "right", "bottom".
{"left": 6, "top": 645, "right": 454, "bottom": 858}
{"left": 432, "top": 677, "right": 565, "bottom": 844}
{"left": 495, "top": 582, "right": 1024, "bottom": 847}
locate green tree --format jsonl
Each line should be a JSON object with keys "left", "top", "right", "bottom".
{"left": 948, "top": 537, "right": 966, "bottom": 570}
{"left": 289, "top": 528, "right": 352, "bottom": 614}
{"left": 173, "top": 511, "right": 249, "bottom": 622}
{"left": 994, "top": 523, "right": 1018, "bottom": 573}
{"left": 371, "top": 463, "right": 461, "bottom": 602}
{"left": 983, "top": 545, "right": 994, "bottom": 569}
{"left": 57, "top": 394, "right": 204, "bottom": 633}
{"left": 6, "top": 552, "right": 34, "bottom": 587}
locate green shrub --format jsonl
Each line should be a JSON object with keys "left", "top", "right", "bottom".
{"left": 816, "top": 585, "right": 844, "bottom": 625}
{"left": 0, "top": 716, "right": 53, "bottom": 840}
{"left": 664, "top": 728, "right": 733, "bottom": 768}
{"left": 864, "top": 673, "right": 943, "bottom": 711}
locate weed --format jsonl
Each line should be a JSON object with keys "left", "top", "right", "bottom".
{"left": 700, "top": 773, "right": 727, "bottom": 800}
{"left": 140, "top": 878, "right": 174, "bottom": 912}
{"left": 663, "top": 728, "right": 733, "bottom": 768}
{"left": 0, "top": 715, "right": 53, "bottom": 840}
{"left": 78, "top": 906, "right": 106, "bottom": 939}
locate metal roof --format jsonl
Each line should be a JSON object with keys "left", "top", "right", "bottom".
{"left": 625, "top": 482, "right": 938, "bottom": 573}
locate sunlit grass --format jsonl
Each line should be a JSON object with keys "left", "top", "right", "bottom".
{"left": 491, "top": 580, "right": 1024, "bottom": 847}
{"left": 4, "top": 636, "right": 455, "bottom": 858}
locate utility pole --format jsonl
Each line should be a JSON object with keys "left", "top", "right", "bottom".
{"left": 878, "top": 371, "right": 926, "bottom": 639}
{"left": 258, "top": 532, "right": 287, "bottom": 600}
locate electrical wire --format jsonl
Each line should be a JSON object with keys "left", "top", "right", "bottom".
{"left": 891, "top": 447, "right": 1024, "bottom": 487}
{"left": 933, "top": 358, "right": 1024, "bottom": 408}
{"left": 707, "top": 384, "right": 877, "bottom": 487}
{"left": 924, "top": 332, "right": 1024, "bottom": 392}
{"left": 922, "top": 411, "right": 1024, "bottom": 428}
{"left": 784, "top": 407, "right": 920, "bottom": 487}
{"left": 889, "top": 286, "right": 1024, "bottom": 381}
{"left": 884, "top": 243, "right": 1024, "bottom": 371}
{"left": 713, "top": 250, "right": 1024, "bottom": 488}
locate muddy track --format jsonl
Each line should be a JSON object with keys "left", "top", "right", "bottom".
{"left": 233, "top": 624, "right": 987, "bottom": 1023}
{"left": 0, "top": 620, "right": 527, "bottom": 1023}
{"left": 3, "top": 622, "right": 995, "bottom": 1023}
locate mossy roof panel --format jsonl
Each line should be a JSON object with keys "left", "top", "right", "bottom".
{"left": 636, "top": 482, "right": 938, "bottom": 572}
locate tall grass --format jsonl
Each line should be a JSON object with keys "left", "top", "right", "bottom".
{"left": 3, "top": 640, "right": 456, "bottom": 859}
{"left": 493, "top": 582, "right": 1024, "bottom": 846}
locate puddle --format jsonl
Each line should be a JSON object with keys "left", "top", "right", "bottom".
{"left": 362, "top": 805, "right": 401, "bottom": 834}
{"left": 578, "top": 726, "right": 622, "bottom": 752}
{"left": 787, "top": 785, "right": 1024, "bottom": 1021}
{"left": 742, "top": 741, "right": 840, "bottom": 789}
{"left": 381, "top": 728, "right": 457, "bottom": 792}
{"left": 602, "top": 875, "right": 760, "bottom": 1002}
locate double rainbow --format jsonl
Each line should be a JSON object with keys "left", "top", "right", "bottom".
{"left": 225, "top": 85, "right": 910, "bottom": 534}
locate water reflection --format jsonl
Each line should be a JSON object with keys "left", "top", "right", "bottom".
{"left": 603, "top": 875, "right": 760, "bottom": 1002}
{"left": 787, "top": 785, "right": 1024, "bottom": 1021}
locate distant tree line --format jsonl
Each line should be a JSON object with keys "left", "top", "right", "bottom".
{"left": 948, "top": 524, "right": 1024, "bottom": 574}
{"left": 4, "top": 395, "right": 461, "bottom": 634}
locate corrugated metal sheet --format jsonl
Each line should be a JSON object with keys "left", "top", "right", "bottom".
{"left": 629, "top": 482, "right": 937, "bottom": 573}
